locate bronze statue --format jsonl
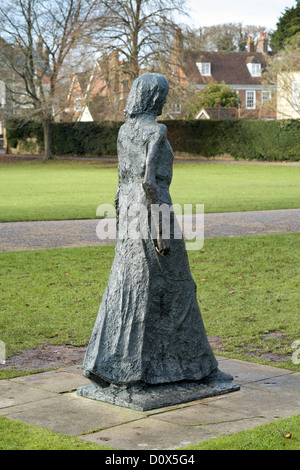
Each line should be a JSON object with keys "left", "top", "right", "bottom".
{"left": 78, "top": 73, "right": 239, "bottom": 410}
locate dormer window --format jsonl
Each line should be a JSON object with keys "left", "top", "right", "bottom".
{"left": 247, "top": 62, "right": 261, "bottom": 77}
{"left": 196, "top": 62, "right": 211, "bottom": 76}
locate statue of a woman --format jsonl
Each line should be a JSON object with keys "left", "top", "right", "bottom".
{"left": 79, "top": 73, "right": 238, "bottom": 408}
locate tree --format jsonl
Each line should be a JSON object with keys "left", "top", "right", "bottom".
{"left": 0, "top": 0, "right": 100, "bottom": 160}
{"left": 185, "top": 81, "right": 241, "bottom": 118}
{"left": 270, "top": 0, "right": 300, "bottom": 51}
{"left": 181, "top": 23, "right": 267, "bottom": 53}
{"left": 91, "top": 0, "right": 188, "bottom": 81}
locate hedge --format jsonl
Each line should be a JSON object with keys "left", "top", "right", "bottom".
{"left": 5, "top": 118, "right": 300, "bottom": 161}
{"left": 163, "top": 119, "right": 300, "bottom": 161}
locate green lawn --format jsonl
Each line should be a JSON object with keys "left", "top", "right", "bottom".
{"left": 181, "top": 414, "right": 300, "bottom": 450}
{"left": 1, "top": 159, "right": 299, "bottom": 451}
{"left": 0, "top": 415, "right": 115, "bottom": 450}
{"left": 0, "top": 414, "right": 299, "bottom": 450}
{"left": 0, "top": 160, "right": 299, "bottom": 222}
{"left": 1, "top": 233, "right": 299, "bottom": 380}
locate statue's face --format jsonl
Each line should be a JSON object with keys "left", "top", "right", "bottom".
{"left": 155, "top": 93, "right": 167, "bottom": 116}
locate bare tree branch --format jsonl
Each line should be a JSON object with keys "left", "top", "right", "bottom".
{"left": 0, "top": 0, "right": 104, "bottom": 159}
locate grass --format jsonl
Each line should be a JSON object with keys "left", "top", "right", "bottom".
{"left": 1, "top": 158, "right": 299, "bottom": 451}
{"left": 0, "top": 413, "right": 299, "bottom": 450}
{"left": 181, "top": 415, "right": 300, "bottom": 450}
{"left": 0, "top": 233, "right": 299, "bottom": 379}
{"left": 0, "top": 160, "right": 300, "bottom": 222}
{"left": 0, "top": 416, "right": 115, "bottom": 450}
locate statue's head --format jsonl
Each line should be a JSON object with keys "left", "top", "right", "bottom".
{"left": 124, "top": 73, "right": 169, "bottom": 118}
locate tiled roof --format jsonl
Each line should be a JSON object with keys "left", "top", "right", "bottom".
{"left": 183, "top": 51, "right": 275, "bottom": 85}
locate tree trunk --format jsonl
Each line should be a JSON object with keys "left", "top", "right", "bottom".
{"left": 42, "top": 118, "right": 53, "bottom": 161}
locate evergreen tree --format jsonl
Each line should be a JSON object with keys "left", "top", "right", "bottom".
{"left": 185, "top": 81, "right": 241, "bottom": 118}
{"left": 270, "top": 1, "right": 300, "bottom": 50}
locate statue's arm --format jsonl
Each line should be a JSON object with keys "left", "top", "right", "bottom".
{"left": 142, "top": 126, "right": 170, "bottom": 256}
{"left": 142, "top": 125, "right": 167, "bottom": 200}
{"left": 114, "top": 185, "right": 120, "bottom": 215}
{"left": 142, "top": 130, "right": 161, "bottom": 205}
{"left": 114, "top": 184, "right": 120, "bottom": 229}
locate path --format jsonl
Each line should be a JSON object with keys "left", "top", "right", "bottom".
{"left": 0, "top": 209, "right": 299, "bottom": 252}
{"left": 1, "top": 357, "right": 299, "bottom": 450}
{"left": 1, "top": 152, "right": 300, "bottom": 165}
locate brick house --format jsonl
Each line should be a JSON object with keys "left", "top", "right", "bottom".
{"left": 173, "top": 31, "right": 276, "bottom": 119}
{"left": 0, "top": 80, "right": 5, "bottom": 144}
{"left": 63, "top": 52, "right": 130, "bottom": 122}
{"left": 0, "top": 36, "right": 50, "bottom": 149}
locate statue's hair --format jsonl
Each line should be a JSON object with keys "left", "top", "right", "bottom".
{"left": 124, "top": 73, "right": 169, "bottom": 118}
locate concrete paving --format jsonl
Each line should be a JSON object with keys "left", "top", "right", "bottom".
{"left": 1, "top": 209, "right": 300, "bottom": 251}
{"left": 1, "top": 357, "right": 299, "bottom": 450}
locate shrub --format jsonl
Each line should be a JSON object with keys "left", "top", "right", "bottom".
{"left": 5, "top": 118, "right": 300, "bottom": 161}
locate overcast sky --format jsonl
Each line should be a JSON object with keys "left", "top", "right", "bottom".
{"left": 179, "top": 0, "right": 296, "bottom": 30}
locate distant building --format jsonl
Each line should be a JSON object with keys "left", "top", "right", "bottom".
{"left": 196, "top": 107, "right": 237, "bottom": 120}
{"left": 0, "top": 37, "right": 50, "bottom": 122}
{"left": 172, "top": 31, "right": 276, "bottom": 119}
{"left": 277, "top": 69, "right": 300, "bottom": 119}
{"left": 0, "top": 80, "right": 5, "bottom": 139}
{"left": 63, "top": 53, "right": 130, "bottom": 122}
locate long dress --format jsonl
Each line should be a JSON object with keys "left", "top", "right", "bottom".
{"left": 82, "top": 115, "right": 218, "bottom": 386}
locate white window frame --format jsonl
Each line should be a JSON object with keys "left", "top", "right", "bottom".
{"left": 247, "top": 63, "right": 261, "bottom": 77}
{"left": 74, "top": 94, "right": 82, "bottom": 112}
{"left": 246, "top": 90, "right": 256, "bottom": 109}
{"left": 196, "top": 62, "right": 211, "bottom": 76}
{"left": 172, "top": 103, "right": 182, "bottom": 114}
{"left": 0, "top": 80, "right": 5, "bottom": 107}
{"left": 291, "top": 80, "right": 300, "bottom": 109}
{"left": 262, "top": 90, "right": 271, "bottom": 104}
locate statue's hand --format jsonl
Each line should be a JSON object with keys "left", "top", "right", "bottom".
{"left": 156, "top": 236, "right": 170, "bottom": 256}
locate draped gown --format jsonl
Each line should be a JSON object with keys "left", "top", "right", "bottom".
{"left": 82, "top": 116, "right": 218, "bottom": 386}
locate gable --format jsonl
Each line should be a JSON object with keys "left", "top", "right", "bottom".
{"left": 196, "top": 107, "right": 237, "bottom": 120}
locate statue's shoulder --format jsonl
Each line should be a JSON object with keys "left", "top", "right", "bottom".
{"left": 118, "top": 119, "right": 166, "bottom": 143}
{"left": 118, "top": 122, "right": 127, "bottom": 135}
{"left": 143, "top": 121, "right": 167, "bottom": 141}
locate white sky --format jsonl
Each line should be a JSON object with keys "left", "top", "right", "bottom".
{"left": 178, "top": 0, "right": 297, "bottom": 31}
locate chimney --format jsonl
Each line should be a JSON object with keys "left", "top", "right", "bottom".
{"left": 36, "top": 36, "right": 43, "bottom": 56}
{"left": 174, "top": 28, "right": 184, "bottom": 62}
{"left": 258, "top": 32, "right": 268, "bottom": 54}
{"left": 247, "top": 36, "right": 255, "bottom": 53}
{"left": 43, "top": 45, "right": 50, "bottom": 68}
{"left": 109, "top": 50, "right": 119, "bottom": 94}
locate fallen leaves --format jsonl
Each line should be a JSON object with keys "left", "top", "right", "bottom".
{"left": 277, "top": 428, "right": 293, "bottom": 439}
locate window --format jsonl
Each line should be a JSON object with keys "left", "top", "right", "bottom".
{"left": 74, "top": 94, "right": 82, "bottom": 112}
{"left": 166, "top": 103, "right": 182, "bottom": 114}
{"left": 247, "top": 63, "right": 261, "bottom": 77}
{"left": 171, "top": 103, "right": 182, "bottom": 114}
{"left": 262, "top": 90, "right": 271, "bottom": 104}
{"left": 291, "top": 80, "right": 300, "bottom": 109}
{"left": 0, "top": 80, "right": 5, "bottom": 107}
{"left": 196, "top": 62, "right": 211, "bottom": 76}
{"left": 246, "top": 90, "right": 256, "bottom": 109}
